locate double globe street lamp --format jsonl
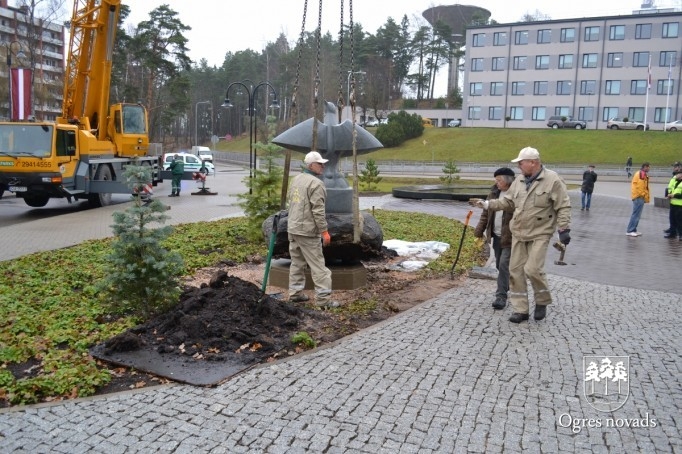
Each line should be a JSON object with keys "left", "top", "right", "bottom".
{"left": 221, "top": 81, "right": 279, "bottom": 192}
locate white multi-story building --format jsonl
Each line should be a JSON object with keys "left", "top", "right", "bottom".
{"left": 463, "top": 10, "right": 682, "bottom": 130}
{"left": 1, "top": 0, "right": 65, "bottom": 121}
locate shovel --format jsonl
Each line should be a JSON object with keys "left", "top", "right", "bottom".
{"left": 450, "top": 210, "right": 473, "bottom": 279}
{"left": 258, "top": 212, "right": 280, "bottom": 304}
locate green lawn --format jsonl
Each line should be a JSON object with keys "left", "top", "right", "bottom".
{"left": 217, "top": 127, "right": 680, "bottom": 166}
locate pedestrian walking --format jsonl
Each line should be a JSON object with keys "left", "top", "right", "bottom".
{"left": 664, "top": 161, "right": 681, "bottom": 238}
{"left": 626, "top": 157, "right": 633, "bottom": 179}
{"left": 469, "top": 147, "right": 571, "bottom": 324}
{"left": 626, "top": 162, "right": 650, "bottom": 237}
{"left": 473, "top": 167, "right": 515, "bottom": 310}
{"left": 169, "top": 154, "right": 184, "bottom": 197}
{"left": 580, "top": 165, "right": 598, "bottom": 211}
{"left": 287, "top": 151, "right": 339, "bottom": 308}
{"left": 665, "top": 168, "right": 682, "bottom": 241}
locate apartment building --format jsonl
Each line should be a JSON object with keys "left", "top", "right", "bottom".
{"left": 463, "top": 10, "right": 682, "bottom": 130}
{"left": 1, "top": 0, "right": 65, "bottom": 121}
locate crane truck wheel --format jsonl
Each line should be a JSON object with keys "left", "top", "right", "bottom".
{"left": 24, "top": 195, "right": 50, "bottom": 207}
{"left": 89, "top": 165, "right": 113, "bottom": 207}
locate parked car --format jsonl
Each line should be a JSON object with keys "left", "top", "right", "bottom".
{"left": 447, "top": 119, "right": 461, "bottom": 127}
{"left": 379, "top": 118, "right": 389, "bottom": 125}
{"left": 664, "top": 120, "right": 682, "bottom": 131}
{"left": 163, "top": 152, "right": 214, "bottom": 174}
{"left": 364, "top": 119, "right": 379, "bottom": 127}
{"left": 546, "top": 115, "right": 586, "bottom": 129}
{"left": 606, "top": 118, "right": 650, "bottom": 130}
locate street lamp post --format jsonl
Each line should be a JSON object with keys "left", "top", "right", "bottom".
{"left": 4, "top": 40, "right": 27, "bottom": 121}
{"left": 194, "top": 100, "right": 211, "bottom": 147}
{"left": 221, "top": 81, "right": 279, "bottom": 193}
{"left": 346, "top": 70, "right": 365, "bottom": 121}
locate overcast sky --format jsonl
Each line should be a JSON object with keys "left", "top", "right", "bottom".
{"left": 118, "top": 0, "right": 679, "bottom": 95}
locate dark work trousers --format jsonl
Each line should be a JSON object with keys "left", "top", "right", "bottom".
{"left": 672, "top": 204, "right": 682, "bottom": 238}
{"left": 492, "top": 234, "right": 511, "bottom": 302}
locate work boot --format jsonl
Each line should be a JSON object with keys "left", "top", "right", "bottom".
{"left": 492, "top": 298, "right": 507, "bottom": 310}
{"left": 509, "top": 312, "right": 529, "bottom": 323}
{"left": 288, "top": 293, "right": 309, "bottom": 303}
{"left": 664, "top": 233, "right": 675, "bottom": 239}
{"left": 664, "top": 229, "right": 671, "bottom": 234}
{"left": 534, "top": 305, "right": 547, "bottom": 321}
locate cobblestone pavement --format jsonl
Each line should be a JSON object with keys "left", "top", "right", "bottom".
{"left": 1, "top": 168, "right": 680, "bottom": 452}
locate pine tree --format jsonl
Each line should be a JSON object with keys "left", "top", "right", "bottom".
{"left": 99, "top": 164, "right": 184, "bottom": 318}
{"left": 440, "top": 160, "right": 461, "bottom": 185}
{"left": 359, "top": 158, "right": 382, "bottom": 191}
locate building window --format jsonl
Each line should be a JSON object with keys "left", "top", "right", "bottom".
{"left": 580, "top": 80, "right": 596, "bottom": 95}
{"left": 558, "top": 54, "right": 573, "bottom": 69}
{"left": 515, "top": 30, "right": 528, "bottom": 45}
{"left": 579, "top": 107, "right": 594, "bottom": 122}
{"left": 560, "top": 28, "right": 575, "bottom": 42}
{"left": 630, "top": 80, "right": 647, "bottom": 95}
{"left": 584, "top": 26, "right": 599, "bottom": 41}
{"left": 532, "top": 107, "right": 546, "bottom": 121}
{"left": 472, "top": 33, "right": 485, "bottom": 47}
{"left": 662, "top": 22, "right": 679, "bottom": 38}
{"left": 660, "top": 51, "right": 676, "bottom": 67}
{"left": 628, "top": 107, "right": 645, "bottom": 122}
{"left": 655, "top": 107, "right": 672, "bottom": 122}
{"left": 469, "top": 82, "right": 483, "bottom": 96}
{"left": 471, "top": 58, "right": 484, "bottom": 71}
{"left": 490, "top": 82, "right": 504, "bottom": 96}
{"left": 657, "top": 79, "right": 674, "bottom": 95}
{"left": 492, "top": 57, "right": 505, "bottom": 71}
{"left": 537, "top": 29, "right": 551, "bottom": 44}
{"left": 509, "top": 107, "right": 523, "bottom": 120}
{"left": 557, "top": 81, "right": 572, "bottom": 95}
{"left": 555, "top": 107, "right": 571, "bottom": 117}
{"left": 605, "top": 80, "right": 621, "bottom": 95}
{"left": 635, "top": 23, "right": 652, "bottom": 39}
{"left": 582, "top": 53, "right": 598, "bottom": 68}
{"left": 609, "top": 25, "right": 625, "bottom": 40}
{"left": 493, "top": 32, "right": 507, "bottom": 46}
{"left": 513, "top": 56, "right": 527, "bottom": 70}
{"left": 534, "top": 81, "right": 548, "bottom": 95}
{"left": 468, "top": 106, "right": 481, "bottom": 120}
{"left": 607, "top": 52, "right": 623, "bottom": 68}
{"left": 535, "top": 55, "right": 549, "bottom": 70}
{"left": 603, "top": 107, "right": 619, "bottom": 121}
{"left": 633, "top": 52, "right": 649, "bottom": 67}
{"left": 489, "top": 106, "right": 503, "bottom": 120}
{"left": 511, "top": 81, "right": 525, "bottom": 95}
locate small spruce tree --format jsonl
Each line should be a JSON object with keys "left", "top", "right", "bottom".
{"left": 440, "top": 160, "right": 461, "bottom": 185}
{"left": 237, "top": 114, "right": 283, "bottom": 240}
{"left": 359, "top": 158, "right": 382, "bottom": 191}
{"left": 99, "top": 164, "right": 184, "bottom": 318}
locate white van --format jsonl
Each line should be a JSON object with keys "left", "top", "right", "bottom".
{"left": 191, "top": 146, "right": 213, "bottom": 163}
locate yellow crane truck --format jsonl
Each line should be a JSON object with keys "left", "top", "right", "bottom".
{"left": 0, "top": 0, "right": 161, "bottom": 208}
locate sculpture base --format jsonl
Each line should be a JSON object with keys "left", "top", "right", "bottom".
{"left": 268, "top": 259, "right": 367, "bottom": 290}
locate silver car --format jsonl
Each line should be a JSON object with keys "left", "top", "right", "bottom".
{"left": 664, "top": 120, "right": 682, "bottom": 131}
{"left": 607, "top": 118, "right": 649, "bottom": 130}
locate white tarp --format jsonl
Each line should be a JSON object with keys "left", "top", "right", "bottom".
{"left": 383, "top": 239, "right": 450, "bottom": 271}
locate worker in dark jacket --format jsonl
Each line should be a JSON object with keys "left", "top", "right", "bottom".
{"left": 169, "top": 154, "right": 184, "bottom": 197}
{"left": 474, "top": 167, "right": 515, "bottom": 309}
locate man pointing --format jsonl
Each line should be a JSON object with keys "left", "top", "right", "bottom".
{"left": 470, "top": 147, "right": 571, "bottom": 323}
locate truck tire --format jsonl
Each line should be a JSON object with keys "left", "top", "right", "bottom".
{"left": 24, "top": 194, "right": 50, "bottom": 207}
{"left": 89, "top": 165, "right": 113, "bottom": 207}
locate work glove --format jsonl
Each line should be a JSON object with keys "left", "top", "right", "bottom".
{"left": 321, "top": 231, "right": 331, "bottom": 246}
{"left": 559, "top": 229, "right": 571, "bottom": 246}
{"left": 468, "top": 198, "right": 485, "bottom": 208}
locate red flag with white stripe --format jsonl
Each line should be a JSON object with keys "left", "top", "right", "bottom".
{"left": 10, "top": 68, "right": 32, "bottom": 121}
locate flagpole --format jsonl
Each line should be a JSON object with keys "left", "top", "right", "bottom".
{"left": 644, "top": 54, "right": 651, "bottom": 132}
{"left": 664, "top": 59, "right": 672, "bottom": 132}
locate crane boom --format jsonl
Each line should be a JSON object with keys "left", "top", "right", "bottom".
{"left": 60, "top": 0, "right": 120, "bottom": 142}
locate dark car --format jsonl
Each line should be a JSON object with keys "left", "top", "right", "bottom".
{"left": 547, "top": 115, "right": 586, "bottom": 129}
